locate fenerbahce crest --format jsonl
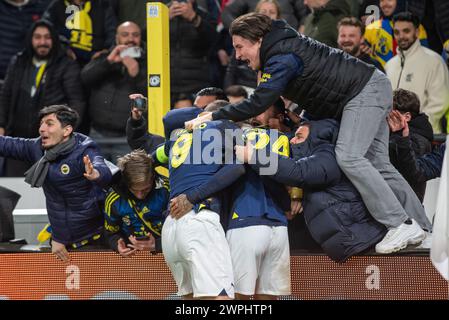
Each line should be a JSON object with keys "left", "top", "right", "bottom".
{"left": 60, "top": 164, "right": 70, "bottom": 175}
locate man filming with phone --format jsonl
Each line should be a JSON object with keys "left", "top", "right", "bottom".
{"left": 81, "top": 21, "right": 146, "bottom": 162}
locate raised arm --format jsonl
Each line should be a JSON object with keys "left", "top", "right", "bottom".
{"left": 83, "top": 148, "right": 113, "bottom": 187}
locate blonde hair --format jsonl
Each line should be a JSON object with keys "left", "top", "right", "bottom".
{"left": 117, "top": 149, "right": 154, "bottom": 186}
{"left": 255, "top": 0, "right": 281, "bottom": 19}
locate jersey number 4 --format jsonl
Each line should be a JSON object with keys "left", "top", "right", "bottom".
{"left": 245, "top": 130, "right": 290, "bottom": 157}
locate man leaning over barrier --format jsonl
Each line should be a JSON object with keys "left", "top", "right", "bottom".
{"left": 0, "top": 105, "right": 112, "bottom": 262}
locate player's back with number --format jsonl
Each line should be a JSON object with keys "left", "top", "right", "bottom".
{"left": 161, "top": 108, "right": 241, "bottom": 300}
{"left": 230, "top": 127, "right": 291, "bottom": 228}
{"left": 168, "top": 118, "right": 239, "bottom": 199}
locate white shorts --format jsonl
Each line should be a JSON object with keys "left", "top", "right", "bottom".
{"left": 226, "top": 225, "right": 291, "bottom": 296}
{"left": 161, "top": 209, "right": 234, "bottom": 298}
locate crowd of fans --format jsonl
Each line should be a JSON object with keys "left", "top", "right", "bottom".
{"left": 0, "top": 1, "right": 448, "bottom": 161}
{"left": 0, "top": 0, "right": 448, "bottom": 300}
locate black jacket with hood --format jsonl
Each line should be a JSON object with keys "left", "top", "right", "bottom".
{"left": 389, "top": 113, "right": 434, "bottom": 201}
{"left": 0, "top": 19, "right": 85, "bottom": 137}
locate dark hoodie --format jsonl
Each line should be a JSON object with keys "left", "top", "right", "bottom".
{"left": 303, "top": 0, "right": 351, "bottom": 47}
{"left": 250, "top": 119, "right": 387, "bottom": 262}
{"left": 0, "top": 19, "right": 85, "bottom": 137}
{"left": 389, "top": 113, "right": 433, "bottom": 201}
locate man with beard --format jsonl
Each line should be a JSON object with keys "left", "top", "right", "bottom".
{"left": 0, "top": 19, "right": 85, "bottom": 176}
{"left": 364, "top": 0, "right": 428, "bottom": 68}
{"left": 385, "top": 12, "right": 449, "bottom": 134}
{"left": 81, "top": 21, "right": 147, "bottom": 162}
{"left": 337, "top": 17, "right": 384, "bottom": 73}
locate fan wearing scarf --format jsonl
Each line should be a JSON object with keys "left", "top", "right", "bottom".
{"left": 0, "top": 105, "right": 112, "bottom": 262}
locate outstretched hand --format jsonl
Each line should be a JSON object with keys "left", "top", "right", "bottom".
{"left": 83, "top": 155, "right": 100, "bottom": 180}
{"left": 185, "top": 112, "right": 212, "bottom": 131}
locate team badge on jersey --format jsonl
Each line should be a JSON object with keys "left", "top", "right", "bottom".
{"left": 60, "top": 164, "right": 70, "bottom": 175}
{"left": 122, "top": 216, "right": 131, "bottom": 226}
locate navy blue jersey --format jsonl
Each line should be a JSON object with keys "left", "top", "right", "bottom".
{"left": 168, "top": 120, "right": 242, "bottom": 199}
{"left": 162, "top": 107, "right": 203, "bottom": 139}
{"left": 104, "top": 178, "right": 169, "bottom": 241}
{"left": 228, "top": 127, "right": 291, "bottom": 230}
{"left": 244, "top": 127, "right": 290, "bottom": 158}
{"left": 162, "top": 108, "right": 245, "bottom": 213}
{"left": 229, "top": 169, "right": 288, "bottom": 230}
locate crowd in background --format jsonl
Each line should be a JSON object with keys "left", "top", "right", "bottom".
{"left": 0, "top": 1, "right": 448, "bottom": 173}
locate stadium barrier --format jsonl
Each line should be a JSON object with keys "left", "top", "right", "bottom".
{"left": 0, "top": 251, "right": 447, "bottom": 300}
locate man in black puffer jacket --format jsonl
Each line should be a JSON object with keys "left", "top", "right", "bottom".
{"left": 0, "top": 19, "right": 86, "bottom": 176}
{"left": 189, "top": 13, "right": 430, "bottom": 254}
{"left": 237, "top": 119, "right": 387, "bottom": 262}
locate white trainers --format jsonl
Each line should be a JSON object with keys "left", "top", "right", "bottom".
{"left": 375, "top": 219, "right": 426, "bottom": 254}
{"left": 415, "top": 232, "right": 432, "bottom": 249}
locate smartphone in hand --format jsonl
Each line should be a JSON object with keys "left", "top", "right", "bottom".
{"left": 120, "top": 46, "right": 142, "bottom": 59}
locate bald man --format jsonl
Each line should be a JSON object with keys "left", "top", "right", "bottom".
{"left": 81, "top": 21, "right": 147, "bottom": 163}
